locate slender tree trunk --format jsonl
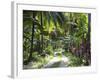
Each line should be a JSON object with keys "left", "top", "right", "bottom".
{"left": 28, "top": 12, "right": 35, "bottom": 62}
{"left": 88, "top": 14, "right": 91, "bottom": 64}
{"left": 85, "top": 14, "right": 91, "bottom": 65}
{"left": 40, "top": 12, "right": 43, "bottom": 53}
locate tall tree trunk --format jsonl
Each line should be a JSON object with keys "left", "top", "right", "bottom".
{"left": 28, "top": 12, "right": 35, "bottom": 62}
{"left": 40, "top": 12, "right": 43, "bottom": 53}
{"left": 85, "top": 14, "right": 91, "bottom": 65}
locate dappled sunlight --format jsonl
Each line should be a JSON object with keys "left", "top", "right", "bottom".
{"left": 23, "top": 10, "right": 91, "bottom": 69}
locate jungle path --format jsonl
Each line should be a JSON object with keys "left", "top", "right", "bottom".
{"left": 23, "top": 55, "right": 69, "bottom": 69}
{"left": 43, "top": 55, "right": 69, "bottom": 68}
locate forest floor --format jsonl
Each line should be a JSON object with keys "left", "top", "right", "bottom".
{"left": 23, "top": 55, "right": 69, "bottom": 69}
{"left": 23, "top": 52, "right": 85, "bottom": 69}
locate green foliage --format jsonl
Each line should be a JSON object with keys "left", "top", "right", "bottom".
{"left": 68, "top": 56, "right": 83, "bottom": 67}
{"left": 64, "top": 52, "right": 84, "bottom": 67}
{"left": 44, "top": 45, "right": 53, "bottom": 55}
{"left": 23, "top": 10, "right": 90, "bottom": 68}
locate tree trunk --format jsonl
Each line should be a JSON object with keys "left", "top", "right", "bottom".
{"left": 85, "top": 14, "right": 91, "bottom": 65}
{"left": 40, "top": 12, "right": 43, "bottom": 53}
{"left": 28, "top": 12, "right": 35, "bottom": 62}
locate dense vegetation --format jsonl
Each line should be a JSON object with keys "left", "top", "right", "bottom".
{"left": 23, "top": 10, "right": 91, "bottom": 69}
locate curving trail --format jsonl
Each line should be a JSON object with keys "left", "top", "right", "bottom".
{"left": 43, "top": 55, "right": 69, "bottom": 68}
{"left": 23, "top": 55, "right": 69, "bottom": 69}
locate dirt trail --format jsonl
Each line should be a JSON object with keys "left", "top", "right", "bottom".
{"left": 43, "top": 55, "right": 69, "bottom": 68}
